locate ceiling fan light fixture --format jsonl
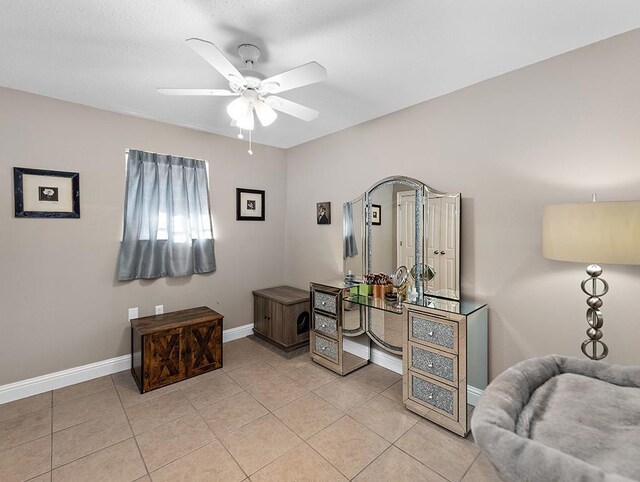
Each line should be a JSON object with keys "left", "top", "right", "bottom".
{"left": 227, "top": 96, "right": 252, "bottom": 122}
{"left": 254, "top": 100, "right": 277, "bottom": 127}
{"left": 236, "top": 110, "right": 255, "bottom": 131}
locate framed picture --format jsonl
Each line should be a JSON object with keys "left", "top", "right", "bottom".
{"left": 371, "top": 204, "right": 381, "bottom": 225}
{"left": 236, "top": 188, "right": 265, "bottom": 221}
{"left": 317, "top": 202, "right": 331, "bottom": 225}
{"left": 13, "top": 167, "right": 80, "bottom": 218}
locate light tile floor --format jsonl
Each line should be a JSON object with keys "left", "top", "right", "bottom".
{"left": 0, "top": 337, "right": 501, "bottom": 482}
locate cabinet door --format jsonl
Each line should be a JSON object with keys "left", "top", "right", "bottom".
{"left": 268, "top": 301, "right": 283, "bottom": 342}
{"left": 144, "top": 328, "right": 185, "bottom": 391}
{"left": 187, "top": 321, "right": 222, "bottom": 377}
{"left": 254, "top": 296, "right": 269, "bottom": 335}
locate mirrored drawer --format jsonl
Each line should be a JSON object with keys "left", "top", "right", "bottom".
{"left": 409, "top": 371, "right": 458, "bottom": 420}
{"left": 314, "top": 312, "right": 338, "bottom": 339}
{"left": 409, "top": 343, "right": 457, "bottom": 386}
{"left": 314, "top": 334, "right": 338, "bottom": 363}
{"left": 409, "top": 313, "right": 458, "bottom": 354}
{"left": 313, "top": 290, "right": 338, "bottom": 315}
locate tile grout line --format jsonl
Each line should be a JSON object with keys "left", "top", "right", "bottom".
{"left": 51, "top": 380, "right": 115, "bottom": 407}
{"left": 305, "top": 414, "right": 361, "bottom": 479}
{"left": 47, "top": 376, "right": 142, "bottom": 475}
{"left": 0, "top": 394, "right": 51, "bottom": 425}
{"left": 391, "top": 439, "right": 456, "bottom": 482}
{"left": 302, "top": 436, "right": 355, "bottom": 480}
{"left": 459, "top": 451, "right": 481, "bottom": 481}
{"left": 147, "top": 379, "right": 250, "bottom": 478}
{"left": 196, "top": 406, "right": 249, "bottom": 480}
{"left": 113, "top": 373, "right": 151, "bottom": 478}
{"left": 348, "top": 443, "right": 396, "bottom": 480}
{"left": 50, "top": 389, "right": 53, "bottom": 478}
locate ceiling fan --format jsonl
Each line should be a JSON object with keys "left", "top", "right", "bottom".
{"left": 158, "top": 38, "right": 327, "bottom": 132}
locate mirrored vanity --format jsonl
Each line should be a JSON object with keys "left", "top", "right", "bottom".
{"left": 310, "top": 176, "right": 487, "bottom": 436}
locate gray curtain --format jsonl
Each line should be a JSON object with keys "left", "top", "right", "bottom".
{"left": 117, "top": 150, "right": 216, "bottom": 280}
{"left": 343, "top": 201, "right": 358, "bottom": 258}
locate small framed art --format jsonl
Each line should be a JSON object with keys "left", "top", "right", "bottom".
{"left": 13, "top": 167, "right": 80, "bottom": 218}
{"left": 317, "top": 202, "right": 331, "bottom": 224}
{"left": 236, "top": 188, "right": 265, "bottom": 221}
{"left": 371, "top": 204, "right": 381, "bottom": 225}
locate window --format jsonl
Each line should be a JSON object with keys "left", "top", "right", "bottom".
{"left": 116, "top": 149, "right": 216, "bottom": 280}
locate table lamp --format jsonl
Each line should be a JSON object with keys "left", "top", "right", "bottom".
{"left": 543, "top": 199, "right": 640, "bottom": 360}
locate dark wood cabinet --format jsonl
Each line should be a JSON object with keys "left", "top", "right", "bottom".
{"left": 131, "top": 306, "right": 223, "bottom": 393}
{"left": 252, "top": 286, "right": 310, "bottom": 351}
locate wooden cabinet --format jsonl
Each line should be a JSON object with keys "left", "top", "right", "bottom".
{"left": 252, "top": 286, "right": 310, "bottom": 351}
{"left": 131, "top": 307, "right": 223, "bottom": 393}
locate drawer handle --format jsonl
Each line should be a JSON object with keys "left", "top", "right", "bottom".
{"left": 428, "top": 331, "right": 434, "bottom": 337}
{"left": 427, "top": 363, "right": 433, "bottom": 368}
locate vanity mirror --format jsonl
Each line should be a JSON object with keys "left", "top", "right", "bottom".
{"left": 343, "top": 176, "right": 461, "bottom": 353}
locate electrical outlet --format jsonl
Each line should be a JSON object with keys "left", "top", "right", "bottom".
{"left": 155, "top": 305, "right": 164, "bottom": 315}
{"left": 128, "top": 307, "right": 139, "bottom": 321}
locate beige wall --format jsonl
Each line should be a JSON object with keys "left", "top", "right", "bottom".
{"left": 3, "top": 29, "right": 640, "bottom": 387}
{"left": 284, "top": 30, "right": 640, "bottom": 379}
{"left": 0, "top": 88, "right": 286, "bottom": 385}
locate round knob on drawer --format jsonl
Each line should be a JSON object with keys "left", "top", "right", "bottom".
{"left": 321, "top": 301, "right": 326, "bottom": 306}
{"left": 321, "top": 324, "right": 327, "bottom": 328}
{"left": 321, "top": 346, "right": 327, "bottom": 350}
{"left": 427, "top": 363, "right": 433, "bottom": 368}
{"left": 428, "top": 393, "right": 433, "bottom": 400}
{"left": 428, "top": 331, "right": 434, "bottom": 337}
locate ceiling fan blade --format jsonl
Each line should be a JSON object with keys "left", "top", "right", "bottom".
{"left": 265, "top": 96, "right": 319, "bottom": 121}
{"left": 186, "top": 38, "right": 246, "bottom": 86}
{"left": 254, "top": 100, "right": 277, "bottom": 127}
{"left": 261, "top": 62, "right": 327, "bottom": 94}
{"left": 157, "top": 88, "right": 237, "bottom": 96}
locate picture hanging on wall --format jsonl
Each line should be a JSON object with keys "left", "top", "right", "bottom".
{"left": 13, "top": 167, "right": 80, "bottom": 218}
{"left": 317, "top": 202, "right": 331, "bottom": 224}
{"left": 371, "top": 204, "right": 381, "bottom": 225}
{"left": 236, "top": 188, "right": 265, "bottom": 221}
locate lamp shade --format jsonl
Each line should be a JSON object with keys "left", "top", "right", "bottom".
{"left": 543, "top": 201, "right": 640, "bottom": 265}
{"left": 227, "top": 97, "right": 252, "bottom": 123}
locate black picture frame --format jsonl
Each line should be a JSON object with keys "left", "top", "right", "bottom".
{"left": 13, "top": 167, "right": 80, "bottom": 218}
{"left": 316, "top": 202, "right": 331, "bottom": 225}
{"left": 236, "top": 188, "right": 265, "bottom": 221}
{"left": 371, "top": 204, "right": 382, "bottom": 225}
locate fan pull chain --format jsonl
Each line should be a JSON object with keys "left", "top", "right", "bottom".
{"left": 248, "top": 129, "right": 253, "bottom": 155}
{"left": 237, "top": 128, "right": 244, "bottom": 139}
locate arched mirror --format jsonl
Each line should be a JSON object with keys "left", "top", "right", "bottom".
{"left": 343, "top": 176, "right": 461, "bottom": 354}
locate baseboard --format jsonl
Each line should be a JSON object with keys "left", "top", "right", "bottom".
{"left": 0, "top": 322, "right": 255, "bottom": 405}
{"left": 466, "top": 385, "right": 484, "bottom": 406}
{"left": 343, "top": 338, "right": 483, "bottom": 406}
{"left": 222, "top": 322, "right": 254, "bottom": 343}
{"left": 0, "top": 355, "right": 131, "bottom": 405}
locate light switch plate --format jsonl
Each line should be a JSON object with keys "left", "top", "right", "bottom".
{"left": 155, "top": 305, "right": 164, "bottom": 315}
{"left": 128, "top": 307, "right": 139, "bottom": 321}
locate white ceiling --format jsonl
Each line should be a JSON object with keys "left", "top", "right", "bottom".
{"left": 2, "top": 1, "right": 640, "bottom": 149}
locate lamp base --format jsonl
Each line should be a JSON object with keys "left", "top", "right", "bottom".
{"left": 580, "top": 264, "right": 609, "bottom": 360}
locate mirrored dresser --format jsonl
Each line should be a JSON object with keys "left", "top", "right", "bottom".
{"left": 309, "top": 175, "right": 488, "bottom": 437}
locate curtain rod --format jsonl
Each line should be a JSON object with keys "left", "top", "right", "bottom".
{"left": 125, "top": 148, "right": 209, "bottom": 163}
